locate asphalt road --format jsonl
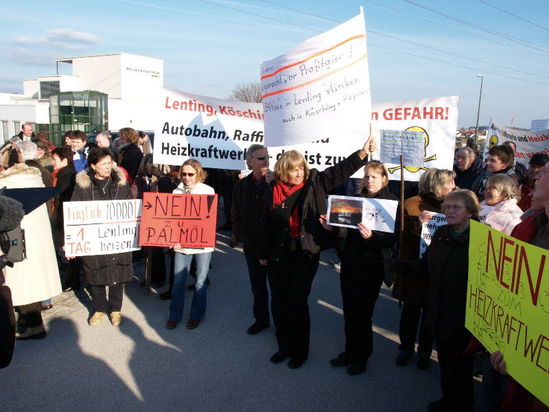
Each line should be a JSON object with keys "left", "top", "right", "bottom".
{"left": 1, "top": 231, "right": 440, "bottom": 411}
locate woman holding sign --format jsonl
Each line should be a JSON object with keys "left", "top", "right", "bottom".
{"left": 166, "top": 159, "right": 215, "bottom": 330}
{"left": 319, "top": 161, "right": 397, "bottom": 375}
{"left": 71, "top": 147, "right": 133, "bottom": 327}
{"left": 258, "top": 138, "right": 374, "bottom": 369}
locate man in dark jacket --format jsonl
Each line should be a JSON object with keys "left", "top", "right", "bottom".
{"left": 471, "top": 145, "right": 516, "bottom": 201}
{"left": 231, "top": 144, "right": 272, "bottom": 335}
{"left": 454, "top": 147, "right": 482, "bottom": 190}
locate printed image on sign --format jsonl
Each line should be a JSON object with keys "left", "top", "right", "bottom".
{"left": 485, "top": 122, "right": 549, "bottom": 166}
{"left": 260, "top": 11, "right": 371, "bottom": 148}
{"left": 153, "top": 88, "right": 264, "bottom": 170}
{"left": 139, "top": 192, "right": 218, "bottom": 248}
{"left": 63, "top": 199, "right": 142, "bottom": 257}
{"left": 327, "top": 195, "right": 398, "bottom": 233}
{"left": 465, "top": 221, "right": 548, "bottom": 406}
{"left": 419, "top": 212, "right": 447, "bottom": 258}
{"left": 380, "top": 130, "right": 424, "bottom": 168}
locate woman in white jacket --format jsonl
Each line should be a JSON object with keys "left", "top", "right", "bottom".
{"left": 479, "top": 174, "right": 523, "bottom": 235}
{"left": 166, "top": 159, "right": 215, "bottom": 330}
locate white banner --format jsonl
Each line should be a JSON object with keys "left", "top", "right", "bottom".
{"left": 63, "top": 199, "right": 142, "bottom": 257}
{"left": 153, "top": 88, "right": 264, "bottom": 169}
{"left": 260, "top": 11, "right": 371, "bottom": 148}
{"left": 419, "top": 212, "right": 447, "bottom": 258}
{"left": 485, "top": 122, "right": 549, "bottom": 166}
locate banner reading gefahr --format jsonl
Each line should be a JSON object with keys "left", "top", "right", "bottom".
{"left": 260, "top": 10, "right": 371, "bottom": 149}
{"left": 153, "top": 88, "right": 264, "bottom": 169}
{"left": 466, "top": 221, "right": 548, "bottom": 407}
{"left": 485, "top": 122, "right": 549, "bottom": 166}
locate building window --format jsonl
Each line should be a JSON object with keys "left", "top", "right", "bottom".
{"left": 40, "top": 81, "right": 60, "bottom": 99}
{"left": 1, "top": 121, "right": 8, "bottom": 142}
{"left": 13, "top": 121, "right": 20, "bottom": 136}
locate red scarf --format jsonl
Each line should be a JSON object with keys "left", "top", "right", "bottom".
{"left": 272, "top": 180, "right": 304, "bottom": 238}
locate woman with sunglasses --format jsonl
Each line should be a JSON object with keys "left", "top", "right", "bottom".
{"left": 166, "top": 159, "right": 215, "bottom": 330}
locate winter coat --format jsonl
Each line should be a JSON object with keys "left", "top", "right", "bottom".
{"left": 479, "top": 198, "right": 523, "bottom": 235}
{"left": 71, "top": 167, "right": 133, "bottom": 286}
{"left": 1, "top": 163, "right": 61, "bottom": 305}
{"left": 454, "top": 156, "right": 483, "bottom": 190}
{"left": 51, "top": 164, "right": 76, "bottom": 246}
{"left": 471, "top": 165, "right": 516, "bottom": 201}
{"left": 231, "top": 173, "right": 269, "bottom": 256}
{"left": 259, "top": 150, "right": 367, "bottom": 263}
{"left": 118, "top": 143, "right": 143, "bottom": 183}
{"left": 392, "top": 193, "right": 443, "bottom": 305}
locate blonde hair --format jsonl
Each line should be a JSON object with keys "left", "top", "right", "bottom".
{"left": 274, "top": 150, "right": 309, "bottom": 183}
{"left": 418, "top": 168, "right": 456, "bottom": 198}
{"left": 360, "top": 161, "right": 389, "bottom": 191}
{"left": 485, "top": 174, "right": 519, "bottom": 201}
{"left": 179, "top": 158, "right": 207, "bottom": 183}
{"left": 443, "top": 189, "right": 480, "bottom": 221}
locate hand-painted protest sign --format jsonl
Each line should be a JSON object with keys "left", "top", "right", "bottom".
{"left": 466, "top": 221, "right": 549, "bottom": 406}
{"left": 368, "top": 96, "right": 459, "bottom": 182}
{"left": 327, "top": 195, "right": 397, "bottom": 232}
{"left": 419, "top": 212, "right": 446, "bottom": 258}
{"left": 139, "top": 192, "right": 218, "bottom": 248}
{"left": 380, "top": 130, "right": 424, "bottom": 168}
{"left": 260, "top": 11, "right": 371, "bottom": 149}
{"left": 153, "top": 88, "right": 264, "bottom": 170}
{"left": 485, "top": 122, "right": 549, "bottom": 166}
{"left": 63, "top": 199, "right": 141, "bottom": 256}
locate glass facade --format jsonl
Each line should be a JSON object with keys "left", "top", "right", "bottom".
{"left": 40, "top": 81, "right": 60, "bottom": 99}
{"left": 49, "top": 91, "right": 108, "bottom": 145}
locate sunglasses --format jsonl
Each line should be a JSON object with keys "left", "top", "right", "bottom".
{"left": 180, "top": 172, "right": 195, "bottom": 177}
{"left": 255, "top": 155, "right": 267, "bottom": 160}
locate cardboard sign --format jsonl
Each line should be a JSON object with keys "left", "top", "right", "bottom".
{"left": 63, "top": 199, "right": 142, "bottom": 257}
{"left": 466, "top": 221, "right": 549, "bottom": 406}
{"left": 139, "top": 192, "right": 218, "bottom": 248}
{"left": 327, "top": 195, "right": 397, "bottom": 233}
{"left": 260, "top": 11, "right": 371, "bottom": 148}
{"left": 380, "top": 130, "right": 425, "bottom": 168}
{"left": 419, "top": 212, "right": 447, "bottom": 258}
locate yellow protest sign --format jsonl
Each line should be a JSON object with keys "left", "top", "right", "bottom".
{"left": 466, "top": 221, "right": 549, "bottom": 406}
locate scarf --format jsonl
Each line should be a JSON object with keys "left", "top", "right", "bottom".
{"left": 272, "top": 180, "right": 304, "bottom": 238}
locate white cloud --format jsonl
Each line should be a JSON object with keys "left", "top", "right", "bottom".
{"left": 14, "top": 28, "right": 101, "bottom": 50}
{"left": 8, "top": 48, "right": 59, "bottom": 66}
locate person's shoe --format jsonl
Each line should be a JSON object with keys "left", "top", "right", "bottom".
{"left": 186, "top": 319, "right": 200, "bottom": 329}
{"left": 287, "top": 357, "right": 306, "bottom": 369}
{"left": 270, "top": 351, "right": 287, "bottom": 364}
{"left": 159, "top": 291, "right": 172, "bottom": 300}
{"left": 41, "top": 303, "right": 53, "bottom": 311}
{"left": 247, "top": 323, "right": 269, "bottom": 335}
{"left": 417, "top": 353, "right": 431, "bottom": 370}
{"left": 395, "top": 349, "right": 413, "bottom": 366}
{"left": 16, "top": 325, "right": 47, "bottom": 340}
{"left": 166, "top": 320, "right": 178, "bottom": 329}
{"left": 346, "top": 362, "right": 366, "bottom": 375}
{"left": 330, "top": 352, "right": 349, "bottom": 367}
{"left": 109, "top": 311, "right": 122, "bottom": 327}
{"left": 88, "top": 311, "right": 106, "bottom": 326}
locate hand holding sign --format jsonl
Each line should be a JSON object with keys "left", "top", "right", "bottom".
{"left": 357, "top": 222, "right": 372, "bottom": 239}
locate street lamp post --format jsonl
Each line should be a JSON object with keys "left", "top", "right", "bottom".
{"left": 474, "top": 74, "right": 484, "bottom": 145}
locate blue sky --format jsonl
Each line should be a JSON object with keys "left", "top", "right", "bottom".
{"left": 1, "top": 0, "right": 548, "bottom": 128}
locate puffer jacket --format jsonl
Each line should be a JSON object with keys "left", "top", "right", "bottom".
{"left": 71, "top": 167, "right": 133, "bottom": 286}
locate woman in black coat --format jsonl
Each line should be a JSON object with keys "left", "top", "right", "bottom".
{"left": 320, "top": 161, "right": 397, "bottom": 375}
{"left": 259, "top": 138, "right": 374, "bottom": 369}
{"left": 71, "top": 147, "right": 133, "bottom": 327}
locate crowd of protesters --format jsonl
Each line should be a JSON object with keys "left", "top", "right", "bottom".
{"left": 0, "top": 122, "right": 548, "bottom": 412}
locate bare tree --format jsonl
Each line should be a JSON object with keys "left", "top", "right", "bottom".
{"left": 229, "top": 81, "right": 262, "bottom": 103}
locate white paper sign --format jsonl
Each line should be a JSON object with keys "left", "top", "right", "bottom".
{"left": 260, "top": 11, "right": 371, "bottom": 148}
{"left": 419, "top": 212, "right": 447, "bottom": 258}
{"left": 327, "top": 195, "right": 398, "bottom": 233}
{"left": 479, "top": 204, "right": 494, "bottom": 224}
{"left": 380, "top": 130, "right": 424, "bottom": 168}
{"left": 63, "top": 199, "right": 142, "bottom": 257}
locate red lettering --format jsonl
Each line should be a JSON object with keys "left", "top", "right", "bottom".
{"left": 486, "top": 231, "right": 502, "bottom": 281}
{"left": 517, "top": 246, "right": 545, "bottom": 306}
{"left": 435, "top": 107, "right": 444, "bottom": 119}
{"left": 164, "top": 96, "right": 171, "bottom": 109}
{"left": 412, "top": 107, "right": 421, "bottom": 120}
{"left": 383, "top": 108, "right": 393, "bottom": 120}
{"left": 423, "top": 107, "right": 433, "bottom": 119}
{"left": 394, "top": 108, "right": 403, "bottom": 120}
{"left": 499, "top": 238, "right": 515, "bottom": 289}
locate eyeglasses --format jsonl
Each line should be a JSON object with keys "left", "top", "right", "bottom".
{"left": 180, "top": 172, "right": 195, "bottom": 177}
{"left": 255, "top": 155, "right": 267, "bottom": 160}
{"left": 443, "top": 205, "right": 467, "bottom": 211}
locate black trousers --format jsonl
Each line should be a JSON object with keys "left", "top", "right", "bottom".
{"left": 398, "top": 303, "right": 434, "bottom": 354}
{"left": 245, "top": 253, "right": 270, "bottom": 326}
{"left": 340, "top": 259, "right": 384, "bottom": 365}
{"left": 435, "top": 329, "right": 474, "bottom": 411}
{"left": 268, "top": 249, "right": 320, "bottom": 360}
{"left": 17, "top": 302, "right": 43, "bottom": 328}
{"left": 90, "top": 284, "right": 124, "bottom": 313}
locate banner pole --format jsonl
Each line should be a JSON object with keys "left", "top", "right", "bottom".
{"left": 398, "top": 155, "right": 405, "bottom": 259}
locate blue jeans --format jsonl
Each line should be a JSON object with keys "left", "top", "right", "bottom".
{"left": 168, "top": 252, "right": 212, "bottom": 322}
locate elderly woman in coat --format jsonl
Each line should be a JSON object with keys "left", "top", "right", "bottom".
{"left": 0, "top": 144, "right": 61, "bottom": 340}
{"left": 71, "top": 147, "right": 133, "bottom": 327}
{"left": 479, "top": 174, "right": 522, "bottom": 235}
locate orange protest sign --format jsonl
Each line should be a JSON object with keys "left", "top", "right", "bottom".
{"left": 139, "top": 192, "right": 218, "bottom": 248}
